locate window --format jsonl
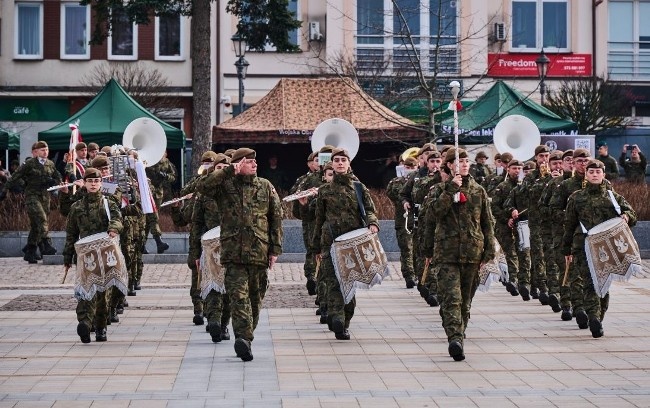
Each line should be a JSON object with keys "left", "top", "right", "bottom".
{"left": 60, "top": 3, "right": 90, "bottom": 59}
{"left": 263, "top": 0, "right": 299, "bottom": 51}
{"left": 14, "top": 3, "right": 43, "bottom": 59}
{"left": 156, "top": 13, "right": 184, "bottom": 60}
{"left": 356, "top": 0, "right": 459, "bottom": 75}
{"left": 108, "top": 7, "right": 137, "bottom": 60}
{"left": 608, "top": 0, "right": 650, "bottom": 80}
{"left": 511, "top": 0, "right": 568, "bottom": 51}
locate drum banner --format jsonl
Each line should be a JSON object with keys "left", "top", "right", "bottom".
{"left": 74, "top": 236, "right": 128, "bottom": 301}
{"left": 330, "top": 233, "right": 390, "bottom": 304}
{"left": 585, "top": 217, "right": 643, "bottom": 298}
{"left": 478, "top": 239, "right": 508, "bottom": 292}
{"left": 200, "top": 248, "right": 225, "bottom": 299}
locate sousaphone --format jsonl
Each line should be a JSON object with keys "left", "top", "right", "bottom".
{"left": 493, "top": 115, "right": 541, "bottom": 161}
{"left": 311, "top": 118, "right": 360, "bottom": 161}
{"left": 123, "top": 117, "right": 167, "bottom": 166}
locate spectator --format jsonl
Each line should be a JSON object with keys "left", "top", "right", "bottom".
{"left": 259, "top": 154, "right": 289, "bottom": 193}
{"left": 619, "top": 144, "right": 647, "bottom": 184}
{"left": 595, "top": 142, "right": 619, "bottom": 180}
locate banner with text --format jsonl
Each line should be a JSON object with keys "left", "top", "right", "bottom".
{"left": 488, "top": 53, "right": 592, "bottom": 77}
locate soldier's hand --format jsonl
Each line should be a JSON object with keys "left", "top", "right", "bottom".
{"left": 195, "top": 259, "right": 200, "bottom": 270}
{"left": 565, "top": 255, "right": 573, "bottom": 265}
{"left": 452, "top": 174, "right": 462, "bottom": 187}
{"left": 368, "top": 224, "right": 379, "bottom": 234}
{"left": 315, "top": 253, "right": 322, "bottom": 263}
{"left": 621, "top": 214, "right": 629, "bottom": 224}
{"left": 107, "top": 231, "right": 117, "bottom": 238}
{"left": 268, "top": 255, "right": 278, "bottom": 270}
{"left": 507, "top": 218, "right": 514, "bottom": 229}
{"left": 298, "top": 196, "right": 309, "bottom": 206}
{"left": 511, "top": 209, "right": 519, "bottom": 219}
{"left": 403, "top": 201, "right": 411, "bottom": 211}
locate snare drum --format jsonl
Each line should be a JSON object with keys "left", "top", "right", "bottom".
{"left": 74, "top": 233, "right": 128, "bottom": 301}
{"left": 516, "top": 220, "right": 531, "bottom": 251}
{"left": 331, "top": 228, "right": 389, "bottom": 304}
{"left": 200, "top": 226, "right": 225, "bottom": 298}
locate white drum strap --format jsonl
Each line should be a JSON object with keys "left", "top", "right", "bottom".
{"left": 607, "top": 190, "right": 621, "bottom": 215}
{"left": 103, "top": 197, "right": 111, "bottom": 221}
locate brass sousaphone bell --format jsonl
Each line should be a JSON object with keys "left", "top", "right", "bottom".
{"left": 311, "top": 118, "right": 360, "bottom": 163}
{"left": 493, "top": 114, "right": 541, "bottom": 161}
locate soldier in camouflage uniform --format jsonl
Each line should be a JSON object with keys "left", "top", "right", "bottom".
{"left": 312, "top": 148, "right": 379, "bottom": 341}
{"left": 144, "top": 151, "right": 176, "bottom": 253}
{"left": 196, "top": 147, "right": 283, "bottom": 362}
{"left": 398, "top": 143, "right": 435, "bottom": 293}
{"left": 482, "top": 152, "right": 512, "bottom": 195}
{"left": 386, "top": 156, "right": 417, "bottom": 288}
{"left": 550, "top": 148, "right": 592, "bottom": 328}
{"left": 63, "top": 168, "right": 123, "bottom": 343}
{"left": 64, "top": 142, "right": 90, "bottom": 181}
{"left": 537, "top": 150, "right": 566, "bottom": 313}
{"left": 191, "top": 154, "right": 232, "bottom": 342}
{"left": 563, "top": 159, "right": 636, "bottom": 338}
{"left": 595, "top": 142, "right": 619, "bottom": 180}
{"left": 469, "top": 150, "right": 492, "bottom": 185}
{"left": 422, "top": 148, "right": 495, "bottom": 362}
{"left": 6, "top": 141, "right": 62, "bottom": 263}
{"left": 523, "top": 145, "right": 552, "bottom": 305}
{"left": 619, "top": 144, "right": 647, "bottom": 184}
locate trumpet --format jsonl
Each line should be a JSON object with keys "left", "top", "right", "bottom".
{"left": 539, "top": 160, "right": 550, "bottom": 178}
{"left": 282, "top": 187, "right": 319, "bottom": 202}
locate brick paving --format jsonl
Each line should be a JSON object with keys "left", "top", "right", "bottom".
{"left": 1, "top": 257, "right": 650, "bottom": 407}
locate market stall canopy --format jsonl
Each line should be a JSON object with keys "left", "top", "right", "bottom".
{"left": 0, "top": 128, "right": 20, "bottom": 150}
{"left": 39, "top": 79, "right": 185, "bottom": 149}
{"left": 439, "top": 80, "right": 577, "bottom": 143}
{"left": 214, "top": 77, "right": 426, "bottom": 144}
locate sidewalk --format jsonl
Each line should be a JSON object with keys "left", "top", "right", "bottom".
{"left": 1, "top": 257, "right": 650, "bottom": 407}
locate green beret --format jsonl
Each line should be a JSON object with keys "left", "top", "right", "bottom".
{"left": 403, "top": 157, "right": 418, "bottom": 167}
{"left": 573, "top": 148, "right": 590, "bottom": 159}
{"left": 494, "top": 153, "right": 502, "bottom": 161}
{"left": 534, "top": 145, "right": 550, "bottom": 156}
{"left": 427, "top": 151, "right": 442, "bottom": 160}
{"left": 331, "top": 147, "right": 350, "bottom": 160}
{"left": 201, "top": 151, "right": 218, "bottom": 162}
{"left": 83, "top": 167, "right": 102, "bottom": 180}
{"left": 231, "top": 147, "right": 256, "bottom": 163}
{"left": 586, "top": 159, "right": 605, "bottom": 170}
{"left": 224, "top": 149, "right": 236, "bottom": 158}
{"left": 549, "top": 150, "right": 564, "bottom": 162}
{"left": 445, "top": 148, "right": 468, "bottom": 163}
{"left": 75, "top": 142, "right": 87, "bottom": 151}
{"left": 319, "top": 145, "right": 335, "bottom": 154}
{"left": 87, "top": 142, "right": 100, "bottom": 152}
{"left": 523, "top": 161, "right": 537, "bottom": 171}
{"left": 214, "top": 153, "right": 230, "bottom": 165}
{"left": 417, "top": 143, "right": 435, "bottom": 157}
{"left": 508, "top": 159, "right": 524, "bottom": 168}
{"left": 500, "top": 152, "right": 513, "bottom": 164}
{"left": 562, "top": 149, "right": 574, "bottom": 160}
{"left": 475, "top": 150, "right": 488, "bottom": 159}
{"left": 90, "top": 156, "right": 109, "bottom": 168}
{"left": 308, "top": 151, "right": 318, "bottom": 161}
{"left": 32, "top": 141, "right": 48, "bottom": 150}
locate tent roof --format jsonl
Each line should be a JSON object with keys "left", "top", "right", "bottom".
{"left": 214, "top": 77, "right": 426, "bottom": 144}
{"left": 440, "top": 80, "right": 577, "bottom": 143}
{"left": 38, "top": 79, "right": 185, "bottom": 149}
{"left": 0, "top": 128, "right": 20, "bottom": 150}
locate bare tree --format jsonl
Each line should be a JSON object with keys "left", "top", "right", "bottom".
{"left": 79, "top": 61, "right": 180, "bottom": 117}
{"left": 544, "top": 79, "right": 632, "bottom": 134}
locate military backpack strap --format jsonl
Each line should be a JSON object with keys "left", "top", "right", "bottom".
{"left": 103, "top": 196, "right": 111, "bottom": 221}
{"left": 352, "top": 181, "right": 368, "bottom": 227}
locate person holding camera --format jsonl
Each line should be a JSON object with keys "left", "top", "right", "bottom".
{"left": 6, "top": 141, "right": 62, "bottom": 263}
{"left": 619, "top": 144, "right": 647, "bottom": 184}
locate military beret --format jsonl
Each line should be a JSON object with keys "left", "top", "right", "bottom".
{"left": 308, "top": 151, "right": 318, "bottom": 161}
{"left": 83, "top": 167, "right": 102, "bottom": 180}
{"left": 224, "top": 149, "right": 236, "bottom": 158}
{"left": 596, "top": 141, "right": 607, "bottom": 148}
{"left": 445, "top": 148, "right": 468, "bottom": 163}
{"left": 32, "top": 141, "right": 48, "bottom": 150}
{"left": 331, "top": 147, "right": 350, "bottom": 160}
{"left": 87, "top": 142, "right": 100, "bottom": 152}
{"left": 90, "top": 156, "right": 109, "bottom": 168}
{"left": 214, "top": 153, "right": 230, "bottom": 165}
{"left": 500, "top": 152, "right": 513, "bottom": 164}
{"left": 201, "top": 151, "right": 218, "bottom": 162}
{"left": 549, "top": 150, "right": 564, "bottom": 162}
{"left": 573, "top": 148, "right": 590, "bottom": 158}
{"left": 508, "top": 159, "right": 524, "bottom": 168}
{"left": 75, "top": 142, "right": 87, "bottom": 151}
{"left": 494, "top": 153, "right": 502, "bottom": 161}
{"left": 586, "top": 159, "right": 605, "bottom": 170}
{"left": 534, "top": 145, "right": 550, "bottom": 156}
{"left": 322, "top": 162, "right": 334, "bottom": 172}
{"left": 562, "top": 149, "right": 574, "bottom": 160}
{"left": 231, "top": 147, "right": 256, "bottom": 163}
{"left": 427, "top": 151, "right": 442, "bottom": 160}
{"left": 96, "top": 151, "right": 107, "bottom": 157}
{"left": 319, "top": 144, "right": 336, "bottom": 154}
{"left": 403, "top": 157, "right": 418, "bottom": 167}
{"left": 441, "top": 145, "right": 453, "bottom": 155}
{"left": 523, "top": 161, "right": 537, "bottom": 171}
{"left": 417, "top": 143, "right": 436, "bottom": 157}
{"left": 100, "top": 146, "right": 113, "bottom": 156}
{"left": 475, "top": 150, "right": 488, "bottom": 159}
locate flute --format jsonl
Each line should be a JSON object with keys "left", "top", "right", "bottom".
{"left": 46, "top": 175, "right": 112, "bottom": 192}
{"left": 160, "top": 193, "right": 194, "bottom": 207}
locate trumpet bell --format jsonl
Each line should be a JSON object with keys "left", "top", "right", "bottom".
{"left": 311, "top": 118, "right": 359, "bottom": 160}
{"left": 400, "top": 147, "right": 420, "bottom": 162}
{"left": 493, "top": 115, "right": 541, "bottom": 161}
{"left": 123, "top": 117, "right": 167, "bottom": 167}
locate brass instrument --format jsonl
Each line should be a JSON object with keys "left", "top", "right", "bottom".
{"left": 493, "top": 115, "right": 541, "bottom": 161}
{"left": 400, "top": 147, "right": 420, "bottom": 162}
{"left": 311, "top": 118, "right": 360, "bottom": 163}
{"left": 539, "top": 160, "right": 550, "bottom": 178}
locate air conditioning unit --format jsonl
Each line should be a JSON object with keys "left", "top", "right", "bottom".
{"left": 309, "top": 21, "right": 323, "bottom": 42}
{"left": 494, "top": 22, "right": 506, "bottom": 42}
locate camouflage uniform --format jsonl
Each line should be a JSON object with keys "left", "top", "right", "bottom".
{"left": 422, "top": 175, "right": 495, "bottom": 347}
{"left": 7, "top": 157, "right": 62, "bottom": 260}
{"left": 386, "top": 174, "right": 415, "bottom": 281}
{"left": 398, "top": 167, "right": 428, "bottom": 289}
{"left": 196, "top": 165, "right": 283, "bottom": 344}
{"left": 63, "top": 190, "right": 123, "bottom": 339}
{"left": 504, "top": 179, "right": 533, "bottom": 296}
{"left": 482, "top": 171, "right": 505, "bottom": 196}
{"left": 563, "top": 182, "right": 636, "bottom": 333}
{"left": 145, "top": 157, "right": 177, "bottom": 249}
{"left": 524, "top": 169, "right": 552, "bottom": 300}
{"left": 293, "top": 171, "right": 324, "bottom": 291}
{"left": 311, "top": 172, "right": 379, "bottom": 334}
{"left": 596, "top": 154, "right": 619, "bottom": 180}
{"left": 469, "top": 162, "right": 492, "bottom": 185}
{"left": 619, "top": 152, "right": 647, "bottom": 184}
{"left": 490, "top": 176, "right": 523, "bottom": 291}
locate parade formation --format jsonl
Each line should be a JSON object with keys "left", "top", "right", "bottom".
{"left": 2, "top": 115, "right": 645, "bottom": 364}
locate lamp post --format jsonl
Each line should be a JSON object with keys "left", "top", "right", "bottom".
{"left": 231, "top": 33, "right": 249, "bottom": 116}
{"left": 536, "top": 49, "right": 550, "bottom": 105}
{"left": 449, "top": 80, "right": 461, "bottom": 175}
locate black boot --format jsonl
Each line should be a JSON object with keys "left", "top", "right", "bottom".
{"left": 221, "top": 325, "right": 231, "bottom": 341}
{"left": 95, "top": 328, "right": 107, "bottom": 342}
{"left": 127, "top": 282, "right": 136, "bottom": 296}
{"left": 134, "top": 280, "right": 142, "bottom": 290}
{"left": 39, "top": 239, "right": 57, "bottom": 255}
{"left": 24, "top": 244, "right": 38, "bottom": 264}
{"left": 154, "top": 235, "right": 169, "bottom": 254}
{"left": 25, "top": 244, "right": 42, "bottom": 260}
{"left": 110, "top": 308, "right": 119, "bottom": 323}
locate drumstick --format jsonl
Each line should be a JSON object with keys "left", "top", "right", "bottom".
{"left": 314, "top": 258, "right": 320, "bottom": 280}
{"left": 61, "top": 266, "right": 70, "bottom": 284}
{"left": 420, "top": 258, "right": 431, "bottom": 286}
{"left": 562, "top": 258, "right": 570, "bottom": 287}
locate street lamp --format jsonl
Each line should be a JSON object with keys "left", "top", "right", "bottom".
{"left": 536, "top": 49, "right": 550, "bottom": 105}
{"left": 231, "top": 33, "right": 249, "bottom": 116}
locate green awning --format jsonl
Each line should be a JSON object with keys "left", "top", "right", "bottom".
{"left": 390, "top": 100, "right": 475, "bottom": 124}
{"left": 38, "top": 79, "right": 185, "bottom": 149}
{"left": 439, "top": 80, "right": 577, "bottom": 144}
{"left": 0, "top": 128, "right": 20, "bottom": 150}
